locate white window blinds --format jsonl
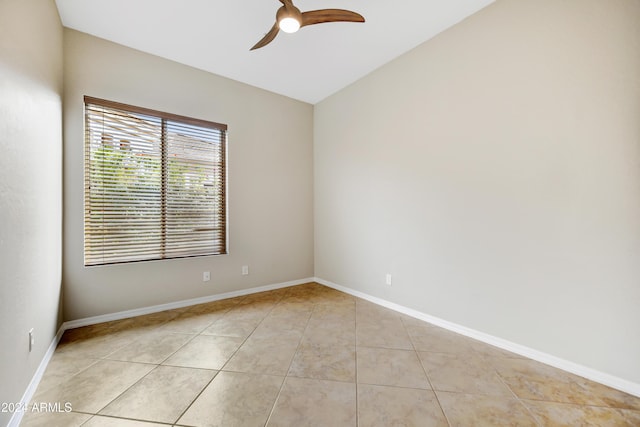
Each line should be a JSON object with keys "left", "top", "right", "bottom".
{"left": 84, "top": 96, "right": 227, "bottom": 266}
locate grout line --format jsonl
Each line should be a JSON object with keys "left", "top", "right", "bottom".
{"left": 515, "top": 399, "right": 544, "bottom": 427}
{"left": 30, "top": 355, "right": 101, "bottom": 398}
{"left": 491, "top": 363, "right": 521, "bottom": 401}
{"left": 170, "top": 370, "right": 219, "bottom": 425}
{"left": 263, "top": 289, "right": 317, "bottom": 426}
{"left": 498, "top": 370, "right": 545, "bottom": 427}
{"left": 402, "top": 316, "right": 453, "bottom": 427}
{"left": 489, "top": 360, "right": 568, "bottom": 426}
{"left": 75, "top": 297, "right": 245, "bottom": 424}
{"left": 76, "top": 412, "right": 175, "bottom": 426}
{"left": 91, "top": 362, "right": 160, "bottom": 416}
{"left": 151, "top": 302, "right": 240, "bottom": 367}
{"left": 173, "top": 292, "right": 286, "bottom": 425}
{"left": 217, "top": 292, "right": 287, "bottom": 373}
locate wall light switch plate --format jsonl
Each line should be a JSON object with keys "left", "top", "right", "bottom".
{"left": 203, "top": 271, "right": 210, "bottom": 282}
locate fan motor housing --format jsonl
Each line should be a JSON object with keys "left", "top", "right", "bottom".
{"left": 276, "top": 5, "right": 302, "bottom": 25}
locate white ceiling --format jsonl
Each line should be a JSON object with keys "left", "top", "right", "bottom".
{"left": 55, "top": 0, "right": 495, "bottom": 104}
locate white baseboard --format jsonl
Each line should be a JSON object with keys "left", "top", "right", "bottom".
{"left": 8, "top": 326, "right": 65, "bottom": 427}
{"left": 63, "top": 277, "right": 314, "bottom": 330}
{"left": 313, "top": 277, "right": 640, "bottom": 398}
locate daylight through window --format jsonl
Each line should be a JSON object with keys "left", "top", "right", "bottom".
{"left": 84, "top": 96, "right": 227, "bottom": 266}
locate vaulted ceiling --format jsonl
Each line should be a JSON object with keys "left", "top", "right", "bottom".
{"left": 55, "top": 0, "right": 495, "bottom": 104}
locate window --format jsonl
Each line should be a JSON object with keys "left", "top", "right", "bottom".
{"left": 84, "top": 96, "right": 227, "bottom": 266}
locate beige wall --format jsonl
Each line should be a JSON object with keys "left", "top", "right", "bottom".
{"left": 314, "top": 0, "right": 640, "bottom": 384}
{"left": 0, "top": 0, "right": 64, "bottom": 424}
{"left": 63, "top": 30, "right": 314, "bottom": 320}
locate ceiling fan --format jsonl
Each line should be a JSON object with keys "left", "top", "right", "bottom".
{"left": 251, "top": 0, "right": 365, "bottom": 50}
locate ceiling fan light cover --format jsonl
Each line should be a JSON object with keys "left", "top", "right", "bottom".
{"left": 279, "top": 16, "right": 300, "bottom": 33}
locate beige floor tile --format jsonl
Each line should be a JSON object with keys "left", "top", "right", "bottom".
{"left": 356, "top": 300, "right": 401, "bottom": 324}
{"left": 400, "top": 316, "right": 438, "bottom": 337}
{"left": 178, "top": 371, "right": 283, "bottom": 427}
{"left": 314, "top": 288, "right": 348, "bottom": 300}
{"left": 229, "top": 300, "right": 276, "bottom": 317}
{"left": 418, "top": 352, "right": 512, "bottom": 396}
{"left": 324, "top": 289, "right": 356, "bottom": 299}
{"left": 308, "top": 307, "right": 357, "bottom": 326}
{"left": 223, "top": 334, "right": 301, "bottom": 376}
{"left": 257, "top": 329, "right": 304, "bottom": 343}
{"left": 523, "top": 400, "right": 640, "bottom": 427}
{"left": 276, "top": 297, "right": 311, "bottom": 308}
{"left": 59, "top": 321, "right": 123, "bottom": 342}
{"left": 302, "top": 323, "right": 356, "bottom": 347}
{"left": 162, "top": 335, "right": 244, "bottom": 370}
{"left": 288, "top": 343, "right": 356, "bottom": 382}
{"left": 187, "top": 299, "right": 237, "bottom": 315}
{"left": 156, "top": 310, "right": 223, "bottom": 334}
{"left": 311, "top": 302, "right": 356, "bottom": 322}
{"left": 99, "top": 365, "right": 215, "bottom": 423}
{"left": 356, "top": 319, "right": 414, "bottom": 350}
{"left": 283, "top": 283, "right": 325, "bottom": 299}
{"left": 33, "top": 352, "right": 98, "bottom": 396}
{"left": 19, "top": 410, "right": 91, "bottom": 427}
{"left": 493, "top": 358, "right": 605, "bottom": 406}
{"left": 409, "top": 327, "right": 474, "bottom": 354}
{"left": 357, "top": 384, "right": 448, "bottom": 427}
{"left": 267, "top": 377, "right": 356, "bottom": 427}
{"left": 83, "top": 415, "right": 168, "bottom": 426}
{"left": 270, "top": 300, "right": 315, "bottom": 316}
{"left": 87, "top": 316, "right": 164, "bottom": 339}
{"left": 285, "top": 289, "right": 318, "bottom": 303}
{"left": 302, "top": 327, "right": 356, "bottom": 347}
{"left": 437, "top": 392, "right": 538, "bottom": 427}
{"left": 34, "top": 360, "right": 155, "bottom": 413}
{"left": 384, "top": 314, "right": 503, "bottom": 356}
{"left": 252, "top": 313, "right": 311, "bottom": 338}
{"left": 238, "top": 290, "right": 284, "bottom": 306}
{"left": 572, "top": 379, "right": 640, "bottom": 411}
{"left": 55, "top": 328, "right": 138, "bottom": 359}
{"left": 110, "top": 324, "right": 162, "bottom": 343}
{"left": 54, "top": 326, "right": 96, "bottom": 344}
{"left": 105, "top": 331, "right": 193, "bottom": 364}
{"left": 468, "top": 339, "right": 525, "bottom": 360}
{"left": 618, "top": 409, "right": 640, "bottom": 425}
{"left": 201, "top": 315, "right": 263, "bottom": 339}
{"left": 357, "top": 347, "right": 430, "bottom": 389}
{"left": 112, "top": 309, "right": 179, "bottom": 331}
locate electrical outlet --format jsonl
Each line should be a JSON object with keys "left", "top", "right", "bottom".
{"left": 242, "top": 265, "right": 249, "bottom": 276}
{"left": 203, "top": 271, "right": 210, "bottom": 282}
{"left": 385, "top": 274, "right": 392, "bottom": 286}
{"left": 29, "top": 328, "right": 34, "bottom": 352}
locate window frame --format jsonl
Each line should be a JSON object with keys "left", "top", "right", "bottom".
{"left": 83, "top": 96, "right": 228, "bottom": 266}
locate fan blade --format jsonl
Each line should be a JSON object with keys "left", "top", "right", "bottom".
{"left": 251, "top": 23, "right": 280, "bottom": 50}
{"left": 301, "top": 9, "right": 365, "bottom": 27}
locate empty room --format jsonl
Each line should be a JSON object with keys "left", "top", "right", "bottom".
{"left": 1, "top": 0, "right": 639, "bottom": 426}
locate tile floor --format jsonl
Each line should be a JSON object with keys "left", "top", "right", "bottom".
{"left": 20, "top": 283, "right": 640, "bottom": 426}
